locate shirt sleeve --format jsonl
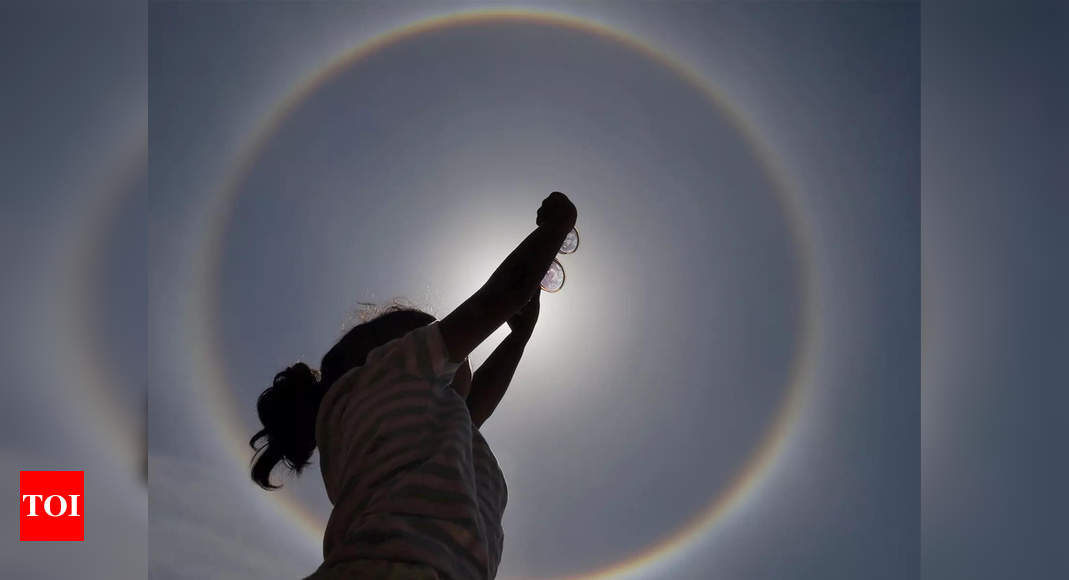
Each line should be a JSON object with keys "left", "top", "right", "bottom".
{"left": 362, "top": 321, "right": 462, "bottom": 389}
{"left": 316, "top": 321, "right": 463, "bottom": 502}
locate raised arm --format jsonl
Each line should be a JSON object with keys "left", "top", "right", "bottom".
{"left": 466, "top": 291, "right": 539, "bottom": 427}
{"left": 439, "top": 192, "right": 576, "bottom": 363}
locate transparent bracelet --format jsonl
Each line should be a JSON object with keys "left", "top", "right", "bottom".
{"left": 540, "top": 226, "right": 579, "bottom": 293}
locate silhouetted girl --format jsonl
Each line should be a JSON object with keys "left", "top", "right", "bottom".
{"left": 251, "top": 192, "right": 577, "bottom": 579}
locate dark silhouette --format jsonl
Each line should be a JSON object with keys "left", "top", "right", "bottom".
{"left": 250, "top": 307, "right": 436, "bottom": 489}
{"left": 250, "top": 192, "right": 577, "bottom": 579}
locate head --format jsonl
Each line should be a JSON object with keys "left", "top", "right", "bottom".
{"left": 249, "top": 304, "right": 471, "bottom": 490}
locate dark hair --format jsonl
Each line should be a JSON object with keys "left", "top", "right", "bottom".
{"left": 250, "top": 304, "right": 436, "bottom": 490}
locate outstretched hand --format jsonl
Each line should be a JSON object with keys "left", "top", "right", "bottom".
{"left": 507, "top": 290, "right": 540, "bottom": 339}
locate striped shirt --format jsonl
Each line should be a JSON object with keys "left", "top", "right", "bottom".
{"left": 313, "top": 322, "right": 507, "bottom": 580}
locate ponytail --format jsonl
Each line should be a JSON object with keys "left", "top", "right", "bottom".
{"left": 250, "top": 303, "right": 436, "bottom": 490}
{"left": 249, "top": 362, "right": 323, "bottom": 490}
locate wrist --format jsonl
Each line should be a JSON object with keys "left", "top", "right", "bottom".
{"left": 541, "top": 216, "right": 575, "bottom": 237}
{"left": 510, "top": 328, "right": 533, "bottom": 343}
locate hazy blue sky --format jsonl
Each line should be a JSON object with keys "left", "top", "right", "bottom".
{"left": 6, "top": 2, "right": 1065, "bottom": 579}
{"left": 0, "top": 1, "right": 928, "bottom": 579}
{"left": 147, "top": 3, "right": 917, "bottom": 579}
{"left": 1, "top": 1, "right": 147, "bottom": 578}
{"left": 921, "top": 2, "right": 1068, "bottom": 578}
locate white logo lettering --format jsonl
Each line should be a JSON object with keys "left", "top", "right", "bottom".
{"left": 43, "top": 495, "right": 68, "bottom": 517}
{"left": 22, "top": 493, "right": 81, "bottom": 517}
{"left": 22, "top": 494, "right": 44, "bottom": 517}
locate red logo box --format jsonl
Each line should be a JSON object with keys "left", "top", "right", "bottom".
{"left": 19, "top": 471, "right": 84, "bottom": 541}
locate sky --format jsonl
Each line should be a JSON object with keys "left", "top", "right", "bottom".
{"left": 920, "top": 2, "right": 1068, "bottom": 578}
{"left": 3, "top": 1, "right": 1061, "bottom": 580}
{"left": 146, "top": 3, "right": 916, "bottom": 579}
{"left": 1, "top": 1, "right": 148, "bottom": 577}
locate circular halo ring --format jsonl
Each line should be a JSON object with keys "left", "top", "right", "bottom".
{"left": 190, "top": 8, "right": 822, "bottom": 579}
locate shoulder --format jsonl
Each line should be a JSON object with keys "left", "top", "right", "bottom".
{"left": 384, "top": 322, "right": 461, "bottom": 384}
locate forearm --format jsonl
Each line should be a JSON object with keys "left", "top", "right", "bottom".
{"left": 441, "top": 219, "right": 572, "bottom": 361}
{"left": 467, "top": 330, "right": 530, "bottom": 428}
{"left": 482, "top": 219, "right": 573, "bottom": 320}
